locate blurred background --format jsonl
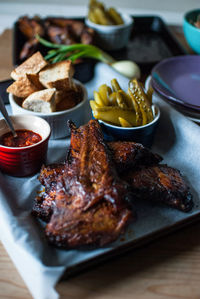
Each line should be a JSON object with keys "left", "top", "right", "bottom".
{"left": 0, "top": 0, "right": 198, "bottom": 80}
{"left": 0, "top": 0, "right": 199, "bottom": 33}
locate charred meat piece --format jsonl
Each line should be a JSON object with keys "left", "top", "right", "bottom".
{"left": 61, "top": 120, "right": 132, "bottom": 211}
{"left": 44, "top": 18, "right": 94, "bottom": 45}
{"left": 32, "top": 140, "right": 162, "bottom": 222}
{"left": 19, "top": 38, "right": 39, "bottom": 61}
{"left": 32, "top": 164, "right": 65, "bottom": 222}
{"left": 18, "top": 16, "right": 44, "bottom": 39}
{"left": 81, "top": 27, "right": 95, "bottom": 44}
{"left": 46, "top": 199, "right": 131, "bottom": 248}
{"left": 18, "top": 16, "right": 45, "bottom": 61}
{"left": 45, "top": 120, "right": 133, "bottom": 248}
{"left": 108, "top": 141, "right": 162, "bottom": 172}
{"left": 46, "top": 25, "right": 76, "bottom": 45}
{"left": 17, "top": 16, "right": 95, "bottom": 62}
{"left": 122, "top": 164, "right": 193, "bottom": 212}
{"left": 45, "top": 18, "right": 83, "bottom": 29}
{"left": 18, "top": 16, "right": 45, "bottom": 60}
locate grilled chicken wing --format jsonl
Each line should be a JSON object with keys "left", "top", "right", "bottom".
{"left": 122, "top": 164, "right": 193, "bottom": 212}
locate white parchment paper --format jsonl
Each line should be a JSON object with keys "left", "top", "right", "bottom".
{"left": 0, "top": 63, "right": 200, "bottom": 299}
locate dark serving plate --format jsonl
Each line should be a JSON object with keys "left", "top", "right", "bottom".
{"left": 110, "top": 16, "right": 187, "bottom": 79}
{"left": 13, "top": 15, "right": 186, "bottom": 84}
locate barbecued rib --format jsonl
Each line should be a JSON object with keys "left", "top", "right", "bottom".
{"left": 32, "top": 139, "right": 162, "bottom": 222}
{"left": 45, "top": 120, "right": 133, "bottom": 248}
{"left": 121, "top": 164, "right": 193, "bottom": 212}
{"left": 32, "top": 163, "right": 65, "bottom": 221}
{"left": 108, "top": 141, "right": 162, "bottom": 172}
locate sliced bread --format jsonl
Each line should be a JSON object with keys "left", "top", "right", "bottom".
{"left": 22, "top": 88, "right": 56, "bottom": 113}
{"left": 27, "top": 73, "right": 44, "bottom": 90}
{"left": 11, "top": 52, "right": 48, "bottom": 80}
{"left": 39, "top": 60, "right": 74, "bottom": 90}
{"left": 7, "top": 75, "right": 40, "bottom": 98}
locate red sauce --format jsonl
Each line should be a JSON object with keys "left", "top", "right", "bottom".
{"left": 0, "top": 129, "right": 42, "bottom": 147}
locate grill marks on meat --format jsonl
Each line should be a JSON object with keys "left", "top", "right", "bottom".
{"left": 122, "top": 165, "right": 193, "bottom": 212}
{"left": 44, "top": 120, "right": 133, "bottom": 248}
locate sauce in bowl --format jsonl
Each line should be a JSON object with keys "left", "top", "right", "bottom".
{"left": 0, "top": 129, "right": 42, "bottom": 147}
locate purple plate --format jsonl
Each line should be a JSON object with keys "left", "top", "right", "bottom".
{"left": 151, "top": 55, "right": 200, "bottom": 112}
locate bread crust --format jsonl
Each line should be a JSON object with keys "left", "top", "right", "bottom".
{"left": 11, "top": 51, "right": 48, "bottom": 80}
{"left": 7, "top": 75, "right": 40, "bottom": 98}
{"left": 22, "top": 88, "right": 56, "bottom": 112}
{"left": 39, "top": 60, "right": 74, "bottom": 90}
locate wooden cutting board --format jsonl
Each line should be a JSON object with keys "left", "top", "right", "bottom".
{"left": 0, "top": 29, "right": 13, "bottom": 81}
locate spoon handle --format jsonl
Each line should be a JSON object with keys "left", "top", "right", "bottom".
{"left": 0, "top": 95, "right": 17, "bottom": 137}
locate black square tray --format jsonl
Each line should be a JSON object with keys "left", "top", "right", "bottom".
{"left": 3, "top": 15, "right": 186, "bottom": 105}
{"left": 110, "top": 16, "right": 186, "bottom": 78}
{"left": 13, "top": 15, "right": 186, "bottom": 72}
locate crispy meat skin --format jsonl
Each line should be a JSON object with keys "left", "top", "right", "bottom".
{"left": 32, "top": 163, "right": 64, "bottom": 221}
{"left": 108, "top": 141, "right": 162, "bottom": 172}
{"left": 32, "top": 140, "right": 161, "bottom": 221}
{"left": 44, "top": 120, "right": 133, "bottom": 248}
{"left": 32, "top": 122, "right": 193, "bottom": 248}
{"left": 122, "top": 165, "right": 193, "bottom": 212}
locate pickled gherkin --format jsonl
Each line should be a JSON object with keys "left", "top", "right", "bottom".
{"left": 93, "top": 106, "right": 136, "bottom": 126}
{"left": 129, "top": 79, "right": 154, "bottom": 124}
{"left": 88, "top": 0, "right": 124, "bottom": 26}
{"left": 90, "top": 78, "right": 155, "bottom": 128}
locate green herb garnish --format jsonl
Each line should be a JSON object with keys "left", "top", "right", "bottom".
{"left": 36, "top": 34, "right": 115, "bottom": 64}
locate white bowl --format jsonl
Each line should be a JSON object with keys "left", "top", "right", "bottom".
{"left": 9, "top": 79, "right": 88, "bottom": 139}
{"left": 85, "top": 13, "right": 133, "bottom": 51}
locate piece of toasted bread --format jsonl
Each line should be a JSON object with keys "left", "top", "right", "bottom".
{"left": 39, "top": 60, "right": 74, "bottom": 90}
{"left": 11, "top": 52, "right": 48, "bottom": 80}
{"left": 22, "top": 88, "right": 56, "bottom": 113}
{"left": 7, "top": 75, "right": 40, "bottom": 98}
{"left": 27, "top": 73, "right": 44, "bottom": 90}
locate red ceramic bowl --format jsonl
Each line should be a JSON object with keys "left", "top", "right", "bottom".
{"left": 0, "top": 115, "right": 51, "bottom": 177}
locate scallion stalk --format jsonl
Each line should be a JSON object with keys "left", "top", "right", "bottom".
{"left": 36, "top": 34, "right": 115, "bottom": 64}
{"left": 36, "top": 35, "right": 141, "bottom": 79}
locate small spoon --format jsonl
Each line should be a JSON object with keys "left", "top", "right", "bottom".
{"left": 0, "top": 95, "right": 17, "bottom": 137}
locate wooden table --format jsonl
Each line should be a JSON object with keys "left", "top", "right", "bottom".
{"left": 0, "top": 27, "right": 199, "bottom": 299}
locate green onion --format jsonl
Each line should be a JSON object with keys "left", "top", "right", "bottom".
{"left": 36, "top": 34, "right": 115, "bottom": 64}
{"left": 36, "top": 35, "right": 141, "bottom": 79}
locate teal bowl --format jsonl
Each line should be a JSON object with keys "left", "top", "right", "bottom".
{"left": 183, "top": 9, "right": 200, "bottom": 54}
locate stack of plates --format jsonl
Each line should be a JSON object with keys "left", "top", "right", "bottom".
{"left": 150, "top": 55, "right": 200, "bottom": 123}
